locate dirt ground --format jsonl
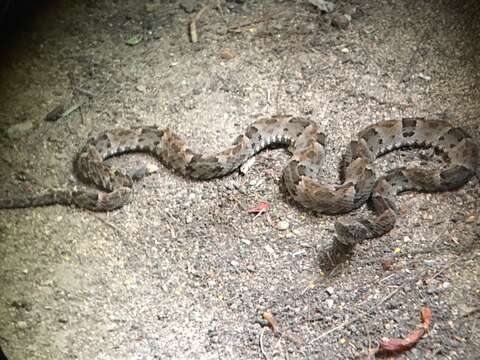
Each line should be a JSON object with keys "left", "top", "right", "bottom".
{"left": 0, "top": 0, "right": 479, "bottom": 359}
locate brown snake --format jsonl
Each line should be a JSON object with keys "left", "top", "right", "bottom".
{"left": 0, "top": 116, "right": 478, "bottom": 245}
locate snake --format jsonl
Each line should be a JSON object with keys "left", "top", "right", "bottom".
{"left": 0, "top": 115, "right": 478, "bottom": 245}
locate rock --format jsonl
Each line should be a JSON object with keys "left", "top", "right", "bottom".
{"left": 179, "top": 0, "right": 198, "bottom": 14}
{"left": 308, "top": 0, "right": 335, "bottom": 13}
{"left": 136, "top": 84, "right": 147, "bottom": 93}
{"left": 44, "top": 104, "right": 65, "bottom": 121}
{"left": 16, "top": 321, "right": 28, "bottom": 330}
{"left": 417, "top": 73, "right": 432, "bottom": 81}
{"left": 325, "top": 286, "right": 334, "bottom": 296}
{"left": 6, "top": 120, "right": 34, "bottom": 139}
{"left": 220, "top": 48, "right": 236, "bottom": 60}
{"left": 332, "top": 14, "right": 351, "bottom": 29}
{"left": 241, "top": 239, "right": 251, "bottom": 246}
{"left": 277, "top": 221, "right": 289, "bottom": 231}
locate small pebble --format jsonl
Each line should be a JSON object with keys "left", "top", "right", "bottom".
{"left": 332, "top": 14, "right": 351, "bottom": 29}
{"left": 6, "top": 121, "right": 34, "bottom": 140}
{"left": 17, "top": 321, "right": 28, "bottom": 330}
{"left": 136, "top": 85, "right": 146, "bottom": 93}
{"left": 325, "top": 286, "right": 335, "bottom": 296}
{"left": 220, "top": 48, "right": 235, "bottom": 60}
{"left": 277, "top": 221, "right": 289, "bottom": 231}
{"left": 230, "top": 260, "right": 239, "bottom": 267}
{"left": 241, "top": 239, "right": 251, "bottom": 246}
{"left": 423, "top": 260, "right": 435, "bottom": 267}
{"left": 417, "top": 73, "right": 432, "bottom": 81}
{"left": 179, "top": 0, "right": 197, "bottom": 13}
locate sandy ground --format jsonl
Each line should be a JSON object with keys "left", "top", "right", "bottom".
{"left": 0, "top": 0, "right": 479, "bottom": 359}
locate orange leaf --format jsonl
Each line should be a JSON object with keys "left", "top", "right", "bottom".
{"left": 421, "top": 307, "right": 432, "bottom": 331}
{"left": 262, "top": 311, "right": 278, "bottom": 333}
{"left": 378, "top": 329, "right": 425, "bottom": 353}
{"left": 248, "top": 201, "right": 269, "bottom": 214}
{"left": 377, "top": 307, "right": 432, "bottom": 355}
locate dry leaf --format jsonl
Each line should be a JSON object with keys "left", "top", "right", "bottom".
{"left": 378, "top": 328, "right": 425, "bottom": 353}
{"left": 262, "top": 311, "right": 278, "bottom": 333}
{"left": 421, "top": 307, "right": 432, "bottom": 331}
{"left": 377, "top": 307, "right": 432, "bottom": 355}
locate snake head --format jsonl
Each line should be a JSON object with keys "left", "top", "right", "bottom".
{"left": 334, "top": 219, "right": 368, "bottom": 246}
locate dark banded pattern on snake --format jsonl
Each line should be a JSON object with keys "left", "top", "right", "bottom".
{"left": 0, "top": 115, "right": 478, "bottom": 245}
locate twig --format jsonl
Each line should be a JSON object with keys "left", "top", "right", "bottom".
{"left": 376, "top": 285, "right": 403, "bottom": 307}
{"left": 61, "top": 101, "right": 87, "bottom": 119}
{"left": 216, "top": 0, "right": 224, "bottom": 19}
{"left": 60, "top": 73, "right": 114, "bottom": 121}
{"left": 68, "top": 72, "right": 85, "bottom": 124}
{"left": 77, "top": 88, "right": 97, "bottom": 98}
{"left": 190, "top": 3, "right": 210, "bottom": 43}
{"left": 260, "top": 328, "right": 269, "bottom": 360}
{"left": 91, "top": 213, "right": 128, "bottom": 236}
{"left": 456, "top": 307, "right": 480, "bottom": 320}
{"left": 227, "top": 10, "right": 287, "bottom": 33}
{"left": 309, "top": 269, "right": 430, "bottom": 345}
{"left": 426, "top": 255, "right": 470, "bottom": 283}
{"left": 310, "top": 317, "right": 353, "bottom": 343}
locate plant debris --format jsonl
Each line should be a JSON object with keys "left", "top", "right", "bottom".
{"left": 261, "top": 311, "right": 279, "bottom": 333}
{"left": 247, "top": 201, "right": 269, "bottom": 214}
{"left": 377, "top": 307, "right": 432, "bottom": 355}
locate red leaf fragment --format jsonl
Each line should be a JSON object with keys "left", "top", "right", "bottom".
{"left": 248, "top": 201, "right": 269, "bottom": 214}
{"left": 377, "top": 307, "right": 432, "bottom": 355}
{"left": 378, "top": 329, "right": 425, "bottom": 353}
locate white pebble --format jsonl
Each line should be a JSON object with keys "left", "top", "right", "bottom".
{"left": 325, "top": 286, "right": 335, "bottom": 296}
{"left": 277, "top": 221, "right": 289, "bottom": 231}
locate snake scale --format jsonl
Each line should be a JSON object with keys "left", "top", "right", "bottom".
{"left": 0, "top": 115, "right": 478, "bottom": 245}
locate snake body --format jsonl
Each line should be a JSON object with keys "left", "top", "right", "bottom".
{"left": 0, "top": 116, "right": 478, "bottom": 245}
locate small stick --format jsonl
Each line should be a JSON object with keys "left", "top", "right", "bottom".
{"left": 68, "top": 72, "right": 85, "bottom": 124}
{"left": 260, "top": 328, "right": 269, "bottom": 360}
{"left": 426, "top": 254, "right": 477, "bottom": 283}
{"left": 190, "top": 3, "right": 210, "bottom": 43}
{"left": 309, "top": 269, "right": 430, "bottom": 344}
{"left": 60, "top": 73, "right": 113, "bottom": 121}
{"left": 77, "top": 88, "right": 97, "bottom": 98}
{"left": 91, "top": 213, "right": 128, "bottom": 236}
{"left": 310, "top": 317, "right": 354, "bottom": 343}
{"left": 227, "top": 10, "right": 287, "bottom": 33}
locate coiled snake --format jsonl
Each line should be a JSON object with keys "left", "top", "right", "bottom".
{"left": 1, "top": 116, "right": 478, "bottom": 245}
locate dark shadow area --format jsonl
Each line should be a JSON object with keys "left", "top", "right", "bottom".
{"left": 0, "top": 0, "right": 56, "bottom": 51}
